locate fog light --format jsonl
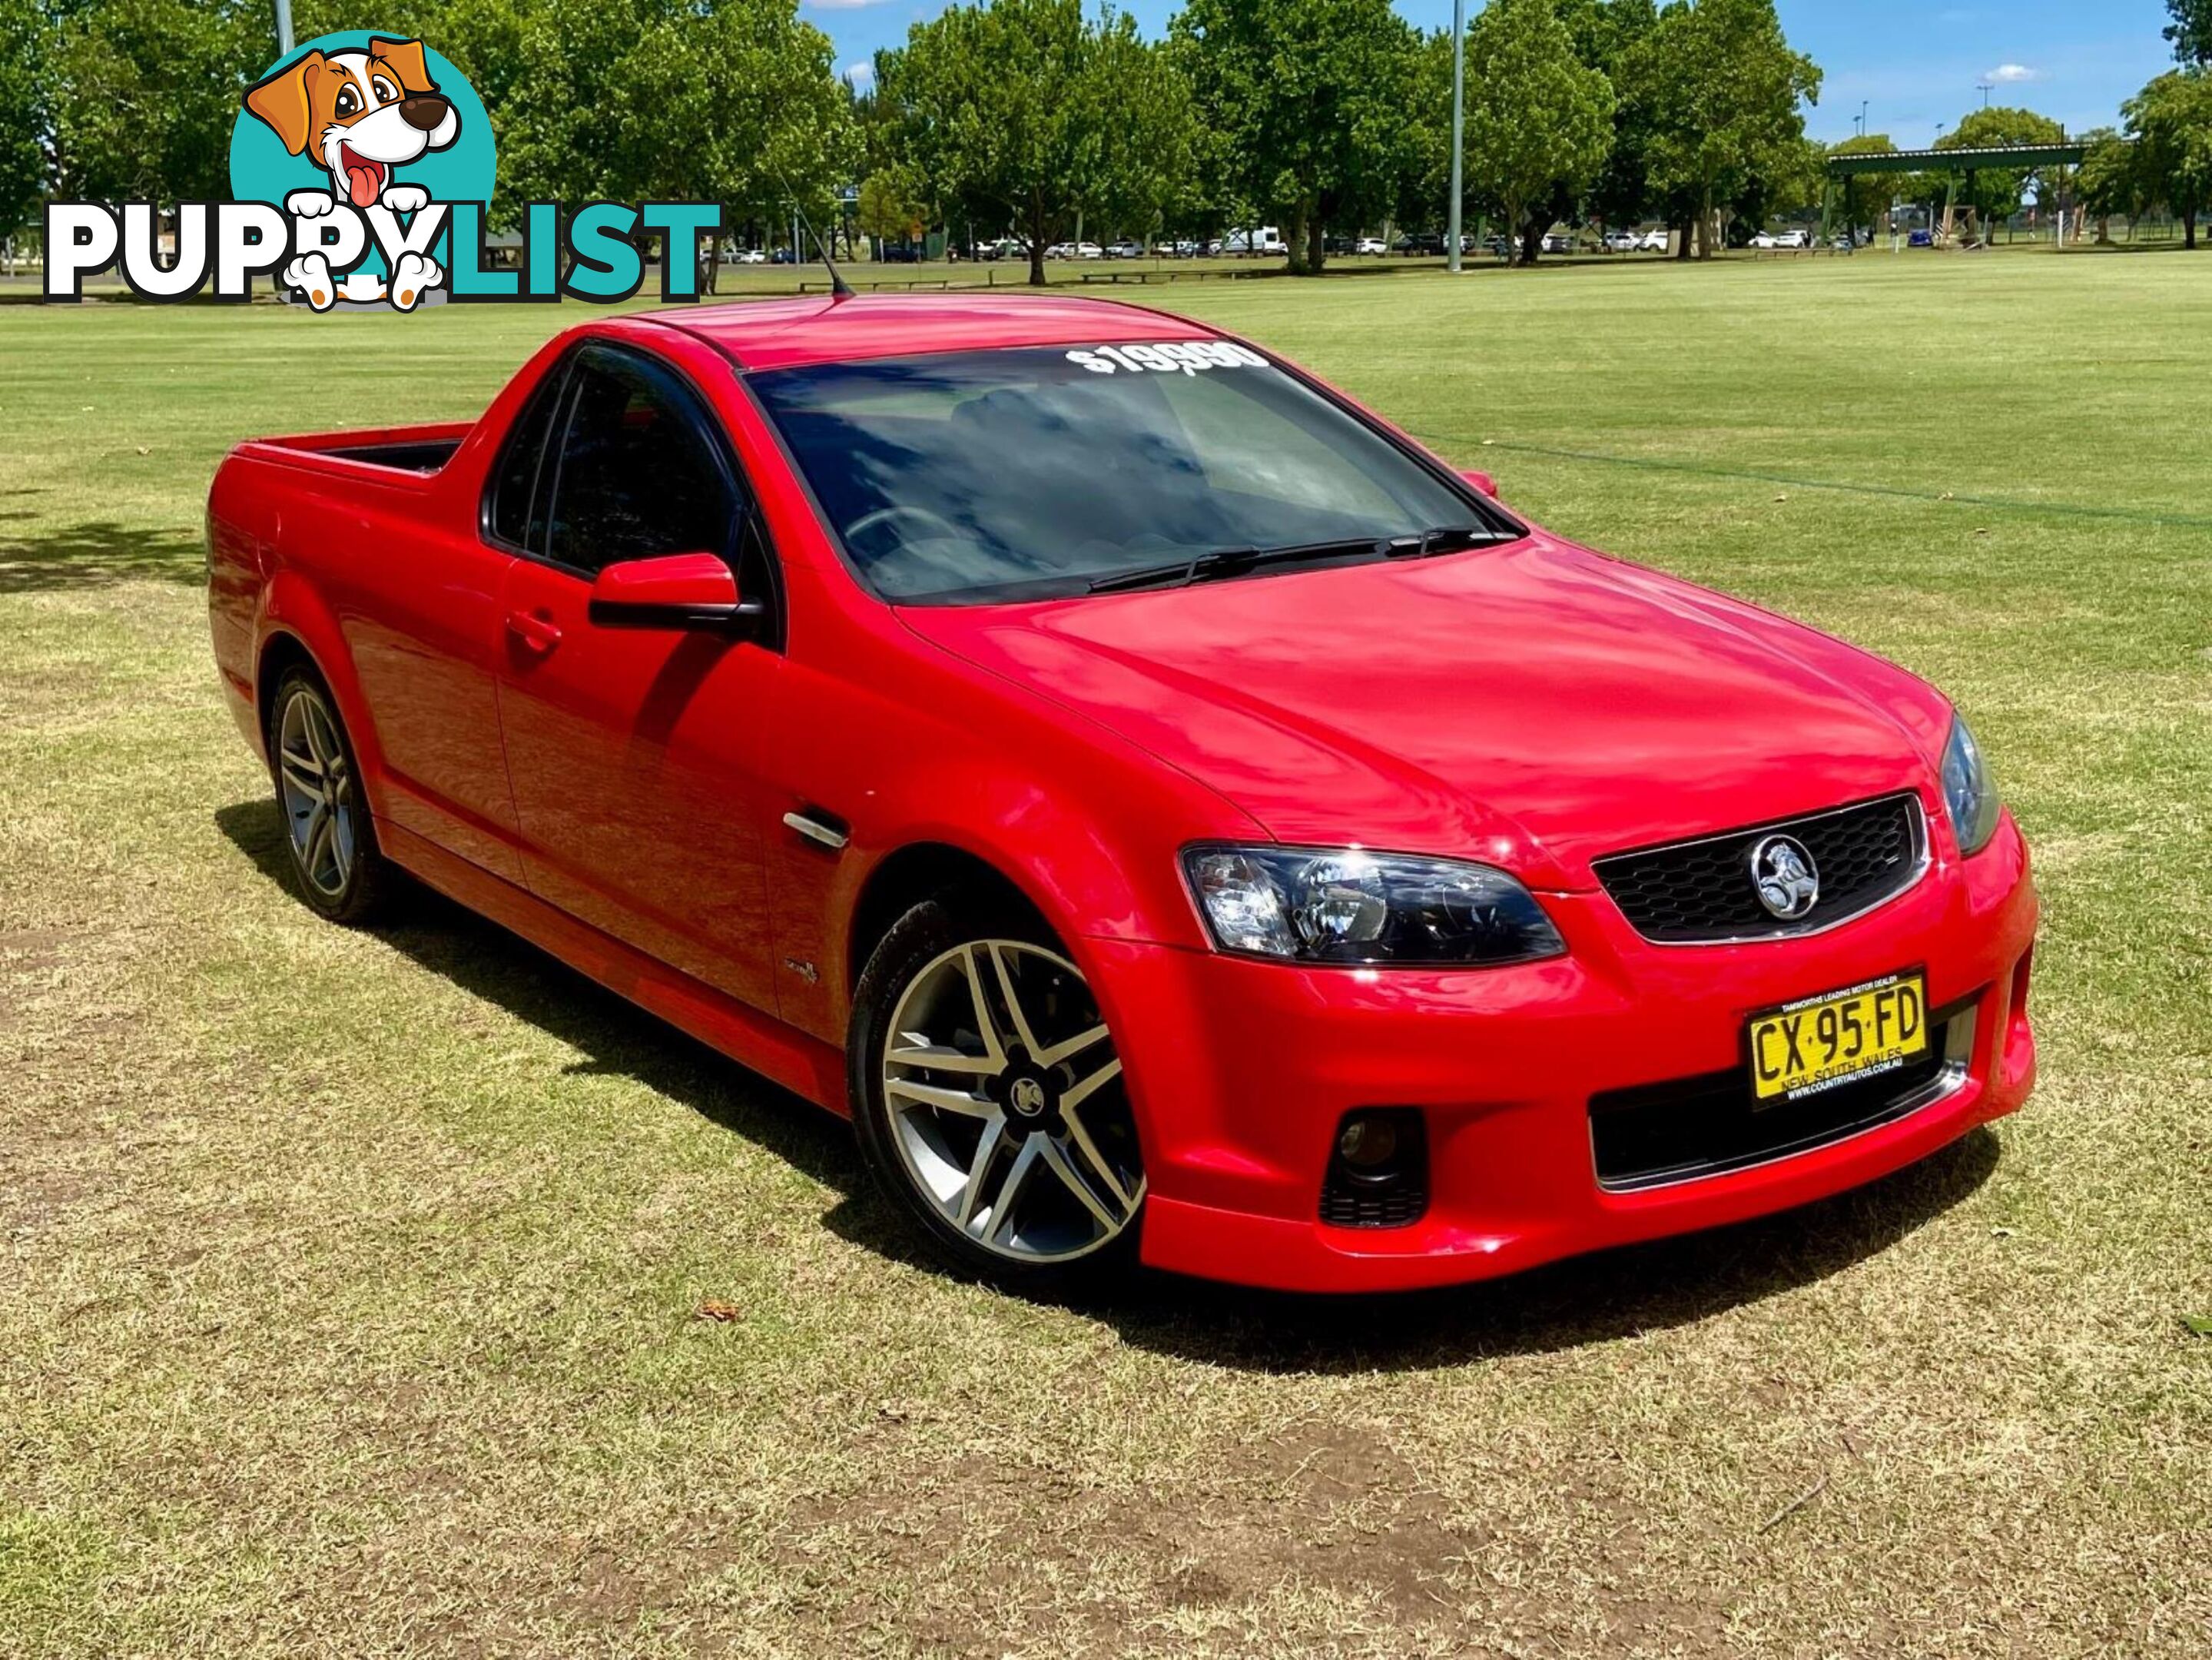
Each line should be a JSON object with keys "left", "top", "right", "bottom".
{"left": 1338, "top": 1115, "right": 1399, "bottom": 1169}
{"left": 1321, "top": 1109, "right": 1429, "bottom": 1229}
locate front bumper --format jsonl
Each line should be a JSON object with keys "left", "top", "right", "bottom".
{"left": 1089, "top": 813, "right": 2038, "bottom": 1293}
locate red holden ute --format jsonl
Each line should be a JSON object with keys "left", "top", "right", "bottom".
{"left": 206, "top": 294, "right": 2037, "bottom": 1292}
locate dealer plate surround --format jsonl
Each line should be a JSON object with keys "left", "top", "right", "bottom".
{"left": 1748, "top": 970, "right": 1928, "bottom": 1103}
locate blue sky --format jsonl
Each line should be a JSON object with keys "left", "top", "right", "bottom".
{"left": 804, "top": 0, "right": 2180, "bottom": 144}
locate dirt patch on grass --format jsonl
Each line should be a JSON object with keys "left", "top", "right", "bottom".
{"left": 0, "top": 1167, "right": 89, "bottom": 1241}
{"left": 1, "top": 926, "right": 82, "bottom": 971}
{"left": 736, "top": 1423, "right": 1733, "bottom": 1655}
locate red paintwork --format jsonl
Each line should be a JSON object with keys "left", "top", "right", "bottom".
{"left": 207, "top": 293, "right": 2037, "bottom": 1292}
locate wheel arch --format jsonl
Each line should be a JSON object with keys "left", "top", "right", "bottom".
{"left": 253, "top": 629, "right": 320, "bottom": 754}
{"left": 252, "top": 571, "right": 386, "bottom": 785}
{"left": 846, "top": 841, "right": 1060, "bottom": 992}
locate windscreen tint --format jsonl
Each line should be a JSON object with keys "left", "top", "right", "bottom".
{"left": 751, "top": 344, "right": 1495, "bottom": 603}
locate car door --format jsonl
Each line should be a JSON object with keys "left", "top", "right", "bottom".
{"left": 492, "top": 340, "right": 787, "bottom": 1015}
{"left": 333, "top": 455, "right": 527, "bottom": 884}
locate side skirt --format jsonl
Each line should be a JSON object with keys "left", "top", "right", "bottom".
{"left": 378, "top": 818, "right": 849, "bottom": 1113}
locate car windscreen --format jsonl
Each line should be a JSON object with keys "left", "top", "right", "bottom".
{"left": 750, "top": 343, "right": 1509, "bottom": 604}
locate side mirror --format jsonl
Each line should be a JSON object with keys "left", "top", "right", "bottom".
{"left": 587, "top": 552, "right": 762, "bottom": 630}
{"left": 1461, "top": 468, "right": 1499, "bottom": 499}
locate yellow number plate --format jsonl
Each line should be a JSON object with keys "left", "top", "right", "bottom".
{"left": 1748, "top": 971, "right": 1928, "bottom": 1103}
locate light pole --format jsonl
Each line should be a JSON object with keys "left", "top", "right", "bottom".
{"left": 275, "top": 0, "right": 293, "bottom": 55}
{"left": 1448, "top": 0, "right": 1465, "bottom": 273}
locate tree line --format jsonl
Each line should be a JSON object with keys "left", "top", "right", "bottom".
{"left": 6, "top": 0, "right": 2212, "bottom": 279}
{"left": 840, "top": 0, "right": 1829, "bottom": 279}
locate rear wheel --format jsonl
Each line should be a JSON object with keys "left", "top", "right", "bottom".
{"left": 267, "top": 667, "right": 395, "bottom": 924}
{"left": 850, "top": 898, "right": 1145, "bottom": 1287}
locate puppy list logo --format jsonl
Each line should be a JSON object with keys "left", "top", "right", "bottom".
{"left": 44, "top": 30, "right": 725, "bottom": 310}
{"left": 237, "top": 33, "right": 479, "bottom": 309}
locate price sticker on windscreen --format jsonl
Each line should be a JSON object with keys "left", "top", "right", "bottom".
{"left": 1066, "top": 342, "right": 1269, "bottom": 376}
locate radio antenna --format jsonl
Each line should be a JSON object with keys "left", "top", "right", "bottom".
{"left": 771, "top": 164, "right": 853, "bottom": 301}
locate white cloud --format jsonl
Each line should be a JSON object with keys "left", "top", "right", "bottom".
{"left": 842, "top": 60, "right": 876, "bottom": 92}
{"left": 1987, "top": 64, "right": 2041, "bottom": 84}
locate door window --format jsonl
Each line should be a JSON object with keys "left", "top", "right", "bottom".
{"left": 546, "top": 347, "right": 737, "bottom": 573}
{"left": 486, "top": 360, "right": 569, "bottom": 551}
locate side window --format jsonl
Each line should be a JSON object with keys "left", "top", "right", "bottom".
{"left": 487, "top": 360, "right": 569, "bottom": 552}
{"left": 546, "top": 348, "right": 738, "bottom": 573}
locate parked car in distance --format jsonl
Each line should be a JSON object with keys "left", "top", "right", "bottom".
{"left": 1225, "top": 227, "right": 1285, "bottom": 256}
{"left": 1355, "top": 236, "right": 1388, "bottom": 256}
{"left": 207, "top": 293, "right": 2038, "bottom": 1294}
{"left": 1106, "top": 240, "right": 1146, "bottom": 260}
{"left": 769, "top": 247, "right": 796, "bottom": 264}
{"left": 1603, "top": 230, "right": 1639, "bottom": 253}
{"left": 732, "top": 248, "right": 767, "bottom": 265}
{"left": 1395, "top": 231, "right": 1444, "bottom": 256}
{"left": 1541, "top": 231, "right": 1574, "bottom": 254}
{"left": 1909, "top": 227, "right": 1935, "bottom": 247}
{"left": 1750, "top": 231, "right": 1779, "bottom": 249}
{"left": 1638, "top": 229, "right": 1670, "bottom": 252}
{"left": 1775, "top": 229, "right": 1810, "bottom": 249}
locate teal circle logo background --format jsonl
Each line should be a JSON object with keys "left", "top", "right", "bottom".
{"left": 227, "top": 32, "right": 496, "bottom": 210}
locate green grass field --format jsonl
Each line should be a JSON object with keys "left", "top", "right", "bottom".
{"left": 3, "top": 251, "right": 2210, "bottom": 1658}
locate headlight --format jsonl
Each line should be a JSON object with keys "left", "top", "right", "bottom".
{"left": 1941, "top": 713, "right": 2001, "bottom": 856}
{"left": 1182, "top": 845, "right": 1566, "bottom": 966}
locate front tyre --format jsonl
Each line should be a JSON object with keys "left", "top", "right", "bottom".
{"left": 267, "top": 666, "right": 395, "bottom": 925}
{"left": 850, "top": 899, "right": 1146, "bottom": 1287}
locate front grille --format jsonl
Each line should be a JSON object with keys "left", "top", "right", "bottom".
{"left": 1588, "top": 1002, "right": 1970, "bottom": 1191}
{"left": 1594, "top": 793, "right": 1925, "bottom": 944}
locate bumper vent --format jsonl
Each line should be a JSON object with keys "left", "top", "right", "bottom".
{"left": 1588, "top": 1001, "right": 1975, "bottom": 1191}
{"left": 1594, "top": 792, "right": 1925, "bottom": 944}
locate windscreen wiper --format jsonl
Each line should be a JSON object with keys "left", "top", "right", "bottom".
{"left": 1086, "top": 526, "right": 1509, "bottom": 595}
{"left": 1384, "top": 523, "right": 1511, "bottom": 560}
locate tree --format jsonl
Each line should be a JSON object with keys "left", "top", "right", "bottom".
{"left": 47, "top": 0, "right": 266, "bottom": 203}
{"left": 2166, "top": 1, "right": 2212, "bottom": 66}
{"left": 856, "top": 166, "right": 926, "bottom": 253}
{"left": 1459, "top": 0, "right": 1614, "bottom": 264}
{"left": 1726, "top": 131, "right": 1822, "bottom": 241}
{"left": 888, "top": 0, "right": 1192, "bottom": 286}
{"left": 1563, "top": 0, "right": 1660, "bottom": 233}
{"left": 1621, "top": 0, "right": 1820, "bottom": 257}
{"left": 482, "top": 0, "right": 852, "bottom": 241}
{"left": 2126, "top": 70, "right": 2212, "bottom": 247}
{"left": 1827, "top": 132, "right": 1898, "bottom": 239}
{"left": 1172, "top": 0, "right": 1421, "bottom": 274}
{"left": 1932, "top": 105, "right": 2065, "bottom": 236}
{"left": 0, "top": 0, "right": 48, "bottom": 253}
{"left": 2074, "top": 127, "right": 2144, "bottom": 242}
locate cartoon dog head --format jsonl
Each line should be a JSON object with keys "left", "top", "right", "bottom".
{"left": 244, "top": 38, "right": 459, "bottom": 208}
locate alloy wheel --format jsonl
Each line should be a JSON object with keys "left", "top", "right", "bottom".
{"left": 276, "top": 685, "right": 357, "bottom": 898}
{"left": 880, "top": 939, "right": 1143, "bottom": 1264}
